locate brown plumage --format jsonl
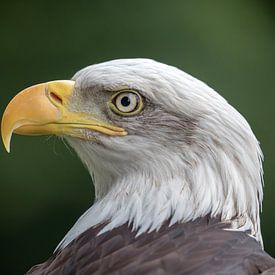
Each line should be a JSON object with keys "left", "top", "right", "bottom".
{"left": 27, "top": 217, "right": 275, "bottom": 275}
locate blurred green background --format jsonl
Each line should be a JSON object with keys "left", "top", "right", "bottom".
{"left": 0, "top": 0, "right": 274, "bottom": 274}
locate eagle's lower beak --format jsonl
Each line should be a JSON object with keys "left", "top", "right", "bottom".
{"left": 1, "top": 80, "right": 127, "bottom": 152}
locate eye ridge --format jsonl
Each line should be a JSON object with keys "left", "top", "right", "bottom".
{"left": 109, "top": 90, "right": 143, "bottom": 116}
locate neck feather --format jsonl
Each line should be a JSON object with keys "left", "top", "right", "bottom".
{"left": 57, "top": 138, "right": 263, "bottom": 250}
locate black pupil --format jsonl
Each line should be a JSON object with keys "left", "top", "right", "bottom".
{"left": 121, "top": 96, "right": 131, "bottom": 107}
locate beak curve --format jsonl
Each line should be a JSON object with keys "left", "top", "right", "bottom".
{"left": 1, "top": 80, "right": 127, "bottom": 152}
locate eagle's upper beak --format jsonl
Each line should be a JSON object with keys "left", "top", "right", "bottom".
{"left": 1, "top": 80, "right": 127, "bottom": 152}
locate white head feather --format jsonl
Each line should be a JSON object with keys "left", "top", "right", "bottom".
{"left": 56, "top": 59, "right": 263, "bottom": 250}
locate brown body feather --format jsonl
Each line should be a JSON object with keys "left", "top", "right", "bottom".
{"left": 27, "top": 217, "right": 275, "bottom": 275}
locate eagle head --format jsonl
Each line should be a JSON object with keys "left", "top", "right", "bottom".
{"left": 1, "top": 59, "right": 263, "bottom": 249}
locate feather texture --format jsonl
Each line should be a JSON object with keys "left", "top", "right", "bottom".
{"left": 23, "top": 59, "right": 274, "bottom": 274}
{"left": 27, "top": 217, "right": 275, "bottom": 275}
{"left": 59, "top": 59, "right": 263, "bottom": 249}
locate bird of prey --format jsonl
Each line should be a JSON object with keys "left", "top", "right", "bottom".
{"left": 2, "top": 59, "right": 275, "bottom": 275}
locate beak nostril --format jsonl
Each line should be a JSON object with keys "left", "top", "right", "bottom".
{"left": 49, "top": 92, "right": 63, "bottom": 105}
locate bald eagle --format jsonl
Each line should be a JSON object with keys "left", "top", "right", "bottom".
{"left": 2, "top": 59, "right": 275, "bottom": 274}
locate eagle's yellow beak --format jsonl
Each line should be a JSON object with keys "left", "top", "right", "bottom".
{"left": 1, "top": 80, "right": 127, "bottom": 153}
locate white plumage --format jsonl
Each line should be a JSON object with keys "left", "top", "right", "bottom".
{"left": 57, "top": 58, "right": 263, "bottom": 250}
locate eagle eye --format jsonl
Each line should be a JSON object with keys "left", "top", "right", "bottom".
{"left": 109, "top": 90, "right": 143, "bottom": 116}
